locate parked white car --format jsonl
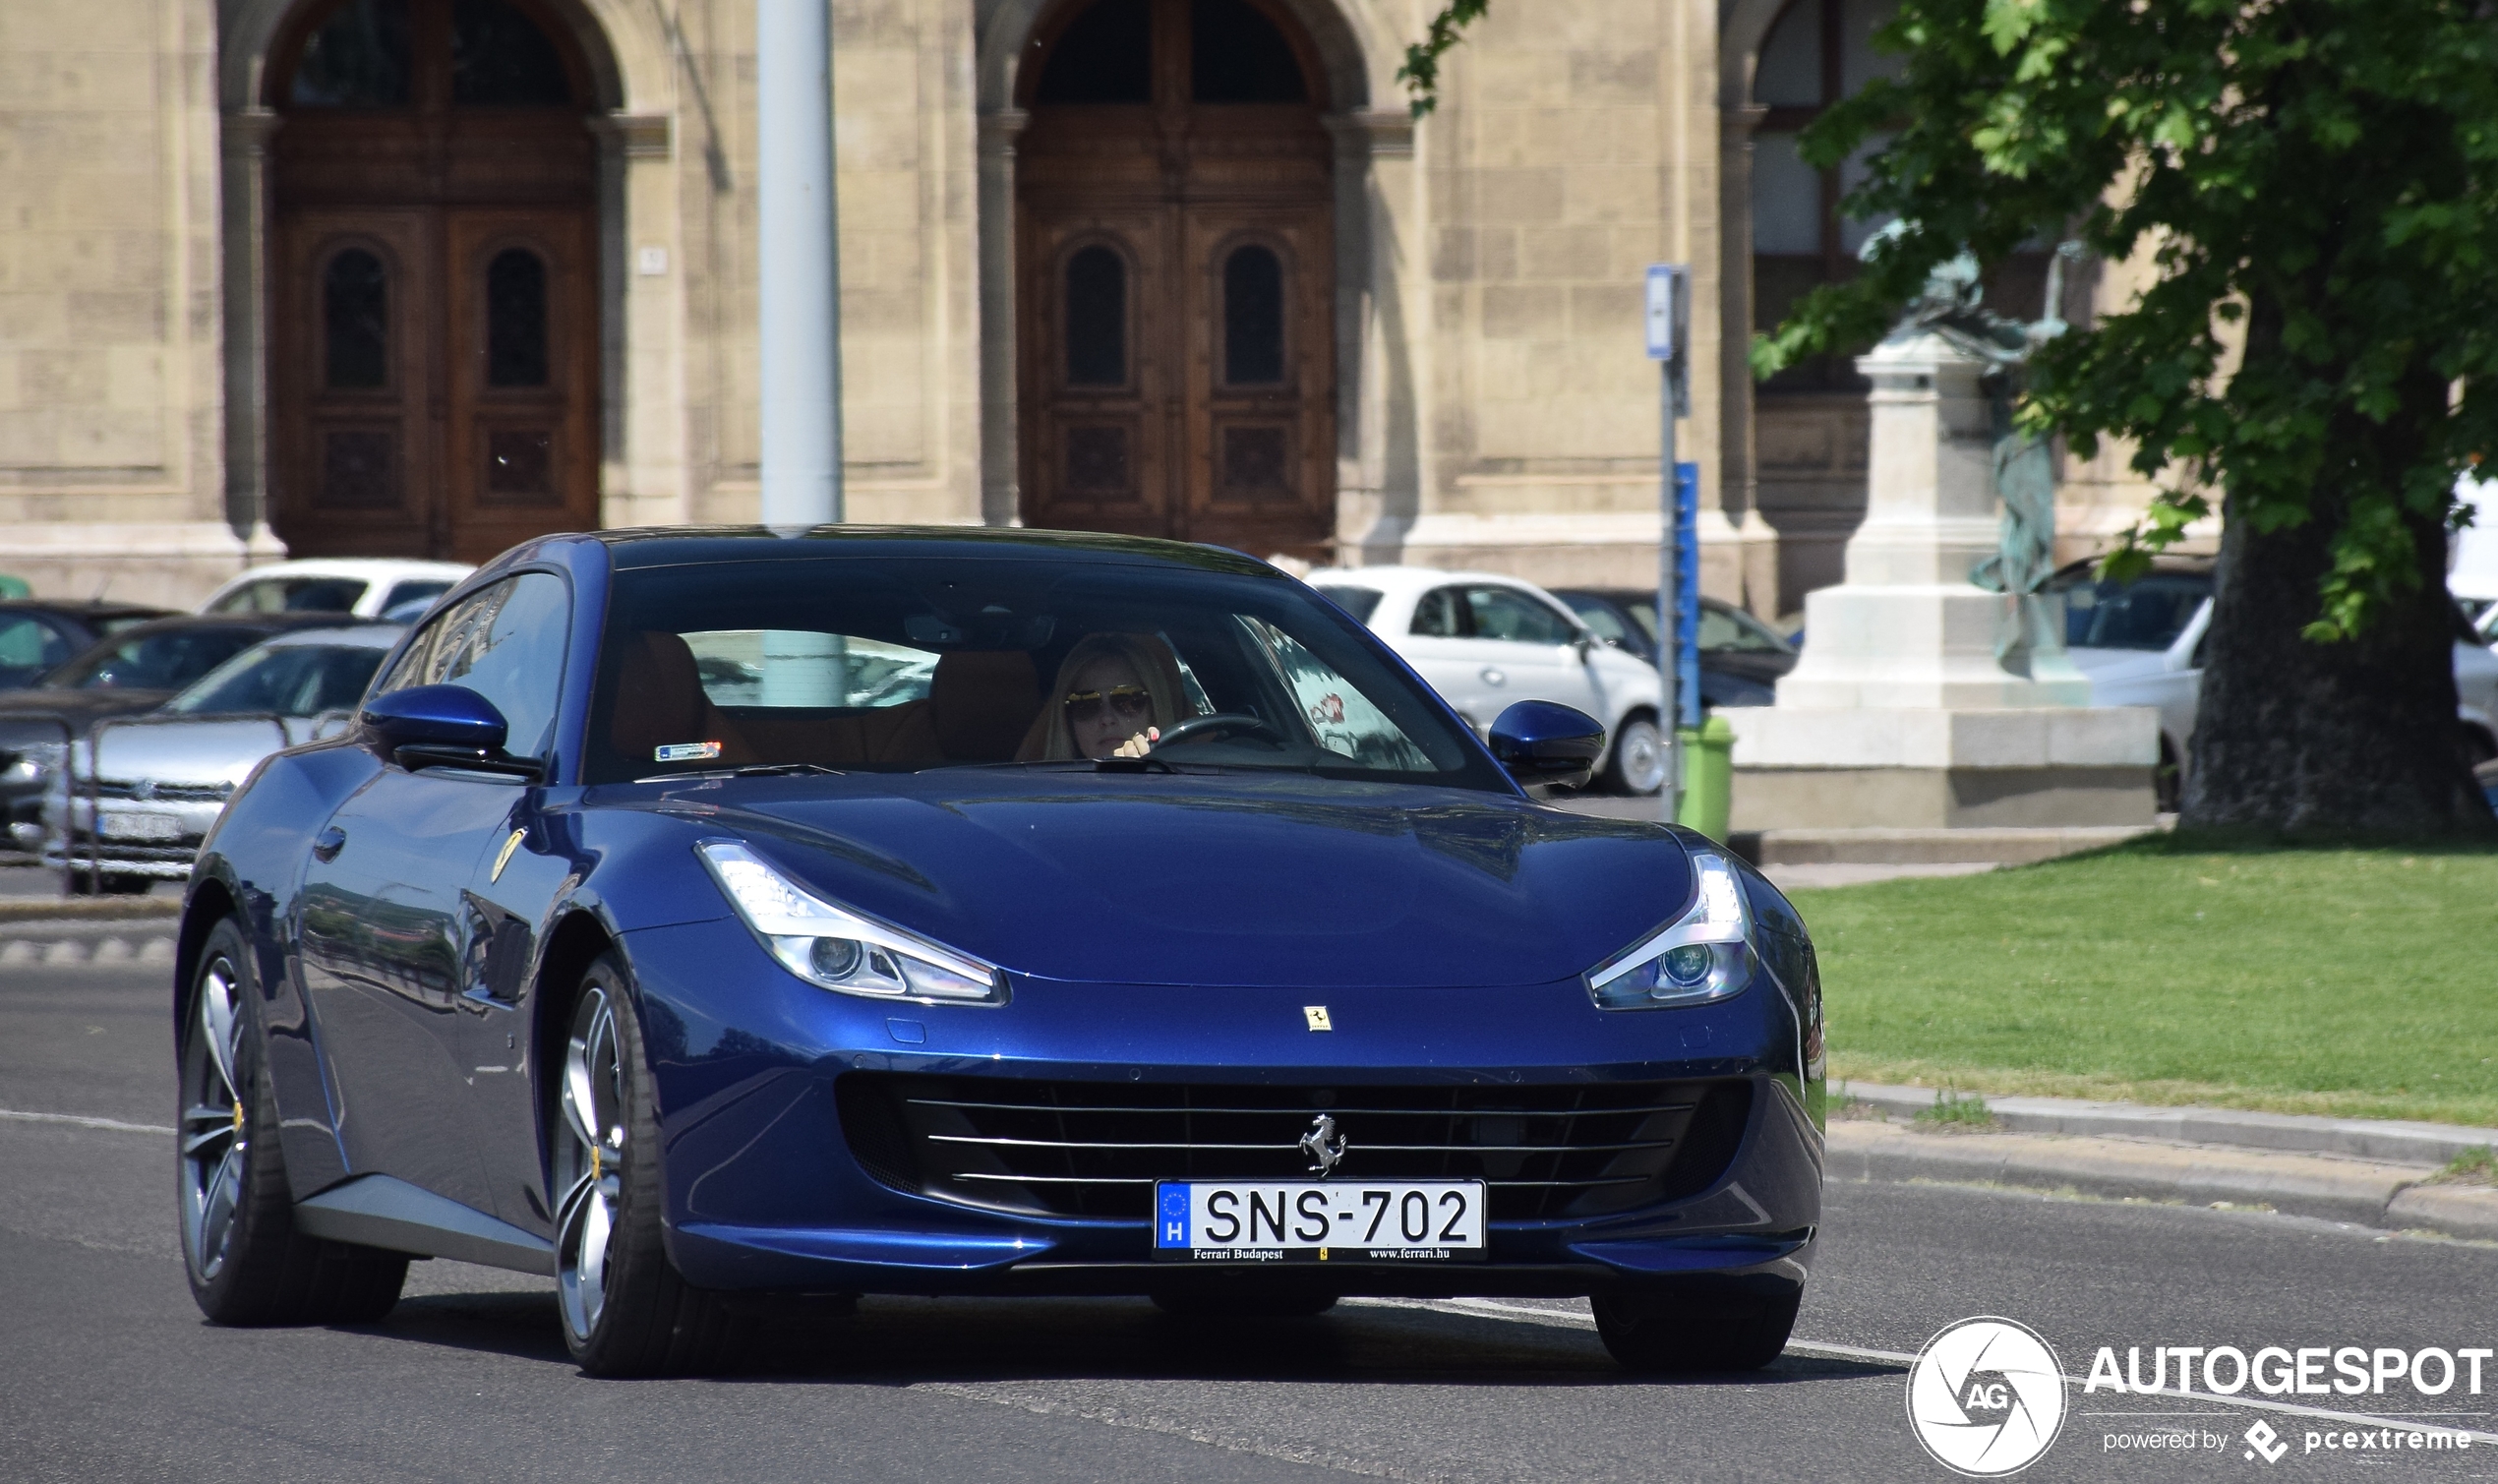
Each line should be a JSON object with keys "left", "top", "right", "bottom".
{"left": 1308, "top": 565, "right": 1668, "bottom": 793}
{"left": 2056, "top": 559, "right": 2498, "bottom": 810}
{"left": 201, "top": 558, "right": 471, "bottom": 623}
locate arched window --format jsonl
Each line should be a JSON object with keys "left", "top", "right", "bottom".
{"left": 323, "top": 249, "right": 390, "bottom": 389}
{"left": 1221, "top": 244, "right": 1284, "bottom": 386}
{"left": 1036, "top": 0, "right": 1153, "bottom": 103}
{"left": 450, "top": 0, "right": 573, "bottom": 105}
{"left": 1191, "top": 0, "right": 1305, "bottom": 102}
{"left": 291, "top": 0, "right": 412, "bottom": 107}
{"left": 1064, "top": 246, "right": 1129, "bottom": 386}
{"left": 486, "top": 249, "right": 550, "bottom": 386}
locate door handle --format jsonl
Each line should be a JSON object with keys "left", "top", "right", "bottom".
{"left": 312, "top": 826, "right": 346, "bottom": 862}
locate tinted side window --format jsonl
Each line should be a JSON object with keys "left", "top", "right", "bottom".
{"left": 1464, "top": 586, "right": 1576, "bottom": 645}
{"left": 1312, "top": 586, "right": 1382, "bottom": 624}
{"left": 1410, "top": 587, "right": 1465, "bottom": 637}
{"left": 386, "top": 573, "right": 569, "bottom": 757}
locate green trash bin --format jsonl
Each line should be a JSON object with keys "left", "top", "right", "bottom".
{"left": 0, "top": 574, "right": 29, "bottom": 600}
{"left": 1673, "top": 713, "right": 1734, "bottom": 841}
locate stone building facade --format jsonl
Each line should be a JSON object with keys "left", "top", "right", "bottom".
{"left": 0, "top": 0, "right": 2166, "bottom": 612}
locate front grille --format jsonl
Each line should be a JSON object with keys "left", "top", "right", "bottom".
{"left": 837, "top": 1073, "right": 1753, "bottom": 1221}
{"left": 89, "top": 780, "right": 231, "bottom": 803}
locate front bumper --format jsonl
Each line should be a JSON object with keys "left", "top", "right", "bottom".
{"left": 621, "top": 917, "right": 1825, "bottom": 1298}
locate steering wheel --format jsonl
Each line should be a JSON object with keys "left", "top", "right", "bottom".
{"left": 1150, "top": 712, "right": 1286, "bottom": 750}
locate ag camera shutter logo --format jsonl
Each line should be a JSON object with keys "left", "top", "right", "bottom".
{"left": 1907, "top": 1316, "right": 2069, "bottom": 1476}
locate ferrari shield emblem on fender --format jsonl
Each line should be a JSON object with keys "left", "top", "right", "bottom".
{"left": 1303, "top": 1005, "right": 1332, "bottom": 1032}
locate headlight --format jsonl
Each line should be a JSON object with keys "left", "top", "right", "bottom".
{"left": 696, "top": 840, "right": 1007, "bottom": 1006}
{"left": 1584, "top": 848, "right": 1755, "bottom": 1010}
{"left": 1, "top": 755, "right": 44, "bottom": 784}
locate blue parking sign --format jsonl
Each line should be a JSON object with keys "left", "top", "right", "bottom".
{"left": 1157, "top": 1184, "right": 1191, "bottom": 1248}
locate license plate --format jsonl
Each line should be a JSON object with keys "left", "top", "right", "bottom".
{"left": 1153, "top": 1181, "right": 1486, "bottom": 1262}
{"left": 101, "top": 811, "right": 182, "bottom": 842}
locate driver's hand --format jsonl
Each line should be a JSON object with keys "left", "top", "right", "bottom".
{"left": 1111, "top": 727, "right": 1161, "bottom": 758}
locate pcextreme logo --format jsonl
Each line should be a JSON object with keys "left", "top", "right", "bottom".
{"left": 1906, "top": 1317, "right": 2069, "bottom": 1477}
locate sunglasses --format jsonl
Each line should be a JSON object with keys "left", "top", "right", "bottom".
{"left": 1063, "top": 684, "right": 1153, "bottom": 724}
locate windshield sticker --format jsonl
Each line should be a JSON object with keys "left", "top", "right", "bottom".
{"left": 655, "top": 742, "right": 722, "bottom": 762}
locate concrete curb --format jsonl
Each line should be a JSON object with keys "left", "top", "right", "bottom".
{"left": 0, "top": 897, "right": 180, "bottom": 922}
{"left": 1825, "top": 1122, "right": 2498, "bottom": 1241}
{"left": 1839, "top": 1081, "right": 2498, "bottom": 1169}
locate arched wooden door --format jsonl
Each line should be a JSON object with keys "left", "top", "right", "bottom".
{"left": 1016, "top": 0, "right": 1336, "bottom": 561}
{"left": 268, "top": 0, "right": 600, "bottom": 564}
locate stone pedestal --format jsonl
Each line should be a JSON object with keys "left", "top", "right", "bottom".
{"left": 1724, "top": 329, "right": 2158, "bottom": 833}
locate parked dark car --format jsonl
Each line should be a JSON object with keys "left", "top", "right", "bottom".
{"left": 175, "top": 527, "right": 1822, "bottom": 1378}
{"left": 0, "top": 600, "right": 171, "bottom": 691}
{"left": 1549, "top": 589, "right": 1801, "bottom": 708}
{"left": 0, "top": 613, "right": 375, "bottom": 864}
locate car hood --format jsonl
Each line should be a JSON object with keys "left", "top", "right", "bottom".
{"left": 2063, "top": 647, "right": 2172, "bottom": 685}
{"left": 89, "top": 716, "right": 298, "bottom": 788}
{"left": 649, "top": 772, "right": 1696, "bottom": 990}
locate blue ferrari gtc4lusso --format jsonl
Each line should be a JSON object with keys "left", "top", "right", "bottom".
{"left": 174, "top": 526, "right": 1824, "bottom": 1376}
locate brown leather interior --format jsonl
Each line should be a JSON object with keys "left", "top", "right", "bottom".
{"left": 611, "top": 633, "right": 1041, "bottom": 772}
{"left": 608, "top": 630, "right": 758, "bottom": 767}
{"left": 928, "top": 650, "right": 1041, "bottom": 761}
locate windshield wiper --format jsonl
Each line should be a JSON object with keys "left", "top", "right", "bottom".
{"left": 635, "top": 762, "right": 844, "bottom": 783}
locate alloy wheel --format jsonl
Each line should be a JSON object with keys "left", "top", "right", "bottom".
{"left": 179, "top": 954, "right": 249, "bottom": 1283}
{"left": 556, "top": 984, "right": 626, "bottom": 1341}
{"left": 1618, "top": 718, "right": 1668, "bottom": 794}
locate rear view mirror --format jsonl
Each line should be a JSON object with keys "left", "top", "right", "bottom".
{"left": 1488, "top": 700, "right": 1605, "bottom": 790}
{"left": 360, "top": 685, "right": 540, "bottom": 779}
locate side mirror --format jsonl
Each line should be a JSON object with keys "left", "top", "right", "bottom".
{"left": 1487, "top": 700, "right": 1606, "bottom": 790}
{"left": 360, "top": 685, "right": 539, "bottom": 779}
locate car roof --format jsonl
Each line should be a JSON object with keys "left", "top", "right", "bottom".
{"left": 0, "top": 599, "right": 172, "bottom": 620}
{"left": 250, "top": 623, "right": 407, "bottom": 651}
{"left": 1309, "top": 565, "right": 1554, "bottom": 593}
{"left": 586, "top": 524, "right": 1281, "bottom": 576}
{"left": 103, "top": 612, "right": 379, "bottom": 640}
{"left": 214, "top": 558, "right": 474, "bottom": 582}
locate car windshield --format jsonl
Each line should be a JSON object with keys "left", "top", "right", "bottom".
{"left": 587, "top": 557, "right": 1503, "bottom": 790}
{"left": 2056, "top": 570, "right": 2212, "bottom": 650}
{"left": 208, "top": 576, "right": 369, "bottom": 616}
{"left": 169, "top": 642, "right": 389, "bottom": 717}
{"left": 46, "top": 627, "right": 262, "bottom": 691}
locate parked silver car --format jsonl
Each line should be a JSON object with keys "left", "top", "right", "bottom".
{"left": 2054, "top": 559, "right": 2498, "bottom": 810}
{"left": 44, "top": 624, "right": 402, "bottom": 889}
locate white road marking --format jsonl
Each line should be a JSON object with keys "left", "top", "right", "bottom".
{"left": 1352, "top": 1297, "right": 2498, "bottom": 1444}
{"left": 0, "top": 1107, "right": 174, "bottom": 1136}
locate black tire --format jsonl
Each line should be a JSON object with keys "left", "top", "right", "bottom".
{"left": 553, "top": 950, "right": 752, "bottom": 1377}
{"left": 1152, "top": 1291, "right": 1338, "bottom": 1319}
{"left": 179, "top": 918, "right": 407, "bottom": 1325}
{"left": 1601, "top": 711, "right": 1667, "bottom": 796}
{"left": 1591, "top": 1282, "right": 1800, "bottom": 1373}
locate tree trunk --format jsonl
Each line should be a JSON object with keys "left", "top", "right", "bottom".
{"left": 2186, "top": 422, "right": 2492, "bottom": 839}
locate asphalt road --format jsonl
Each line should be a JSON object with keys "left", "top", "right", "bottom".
{"left": 4, "top": 947, "right": 2494, "bottom": 1483}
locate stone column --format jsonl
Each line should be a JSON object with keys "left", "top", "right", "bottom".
{"left": 1716, "top": 101, "right": 1782, "bottom": 617}
{"left": 1721, "top": 328, "right": 2156, "bottom": 831}
{"left": 976, "top": 109, "right": 1027, "bottom": 526}
{"left": 218, "top": 108, "right": 283, "bottom": 556}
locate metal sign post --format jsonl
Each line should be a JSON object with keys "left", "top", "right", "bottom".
{"left": 758, "top": 0, "right": 844, "bottom": 529}
{"left": 1644, "top": 264, "right": 1691, "bottom": 824}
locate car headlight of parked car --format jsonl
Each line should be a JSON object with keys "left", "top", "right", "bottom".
{"left": 2, "top": 754, "right": 46, "bottom": 785}
{"left": 697, "top": 840, "right": 1007, "bottom": 1006}
{"left": 1584, "top": 849, "right": 1754, "bottom": 1010}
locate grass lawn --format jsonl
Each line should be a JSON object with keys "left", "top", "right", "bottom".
{"left": 1786, "top": 837, "right": 2498, "bottom": 1128}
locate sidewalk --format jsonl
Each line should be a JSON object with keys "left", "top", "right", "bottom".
{"left": 1828, "top": 1082, "right": 2498, "bottom": 1241}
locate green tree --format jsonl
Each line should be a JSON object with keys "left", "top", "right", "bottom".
{"left": 1406, "top": 0, "right": 2498, "bottom": 835}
